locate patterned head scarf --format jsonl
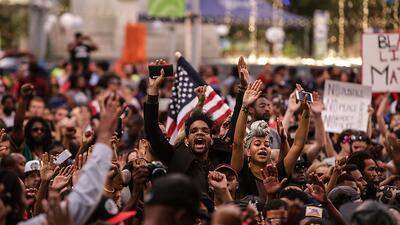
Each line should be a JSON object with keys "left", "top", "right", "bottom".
{"left": 244, "top": 120, "right": 270, "bottom": 149}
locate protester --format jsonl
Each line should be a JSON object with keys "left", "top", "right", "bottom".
{"left": 0, "top": 31, "right": 399, "bottom": 225}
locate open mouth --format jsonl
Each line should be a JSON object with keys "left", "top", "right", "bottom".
{"left": 257, "top": 150, "right": 269, "bottom": 157}
{"left": 194, "top": 138, "right": 206, "bottom": 149}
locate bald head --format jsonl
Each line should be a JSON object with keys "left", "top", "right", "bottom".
{"left": 0, "top": 153, "right": 26, "bottom": 177}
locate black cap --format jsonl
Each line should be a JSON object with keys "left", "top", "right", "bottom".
{"left": 144, "top": 174, "right": 201, "bottom": 215}
{"left": 85, "top": 196, "right": 119, "bottom": 225}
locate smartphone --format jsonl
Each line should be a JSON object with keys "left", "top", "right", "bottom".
{"left": 115, "top": 117, "right": 123, "bottom": 139}
{"left": 305, "top": 206, "right": 323, "bottom": 218}
{"left": 148, "top": 64, "right": 174, "bottom": 79}
{"left": 296, "top": 90, "right": 313, "bottom": 103}
{"left": 54, "top": 149, "right": 72, "bottom": 165}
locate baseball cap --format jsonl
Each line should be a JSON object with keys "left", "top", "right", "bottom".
{"left": 328, "top": 186, "right": 361, "bottom": 209}
{"left": 86, "top": 195, "right": 137, "bottom": 224}
{"left": 24, "top": 160, "right": 41, "bottom": 173}
{"left": 106, "top": 211, "right": 137, "bottom": 225}
{"left": 214, "top": 164, "right": 238, "bottom": 179}
{"left": 144, "top": 174, "right": 201, "bottom": 215}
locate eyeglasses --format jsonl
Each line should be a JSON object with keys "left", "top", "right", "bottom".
{"left": 32, "top": 127, "right": 45, "bottom": 133}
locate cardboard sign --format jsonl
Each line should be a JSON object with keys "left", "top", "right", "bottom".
{"left": 322, "top": 80, "right": 372, "bottom": 133}
{"left": 362, "top": 33, "right": 400, "bottom": 92}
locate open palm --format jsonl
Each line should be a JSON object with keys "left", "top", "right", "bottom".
{"left": 262, "top": 164, "right": 287, "bottom": 194}
{"left": 40, "top": 153, "right": 57, "bottom": 181}
{"left": 52, "top": 166, "right": 73, "bottom": 191}
{"left": 243, "top": 80, "right": 263, "bottom": 107}
{"left": 238, "top": 56, "right": 250, "bottom": 87}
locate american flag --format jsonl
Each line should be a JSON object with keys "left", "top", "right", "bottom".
{"left": 166, "top": 56, "right": 232, "bottom": 144}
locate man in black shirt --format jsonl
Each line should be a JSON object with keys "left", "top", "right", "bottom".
{"left": 144, "top": 65, "right": 227, "bottom": 192}
{"left": 68, "top": 32, "right": 98, "bottom": 74}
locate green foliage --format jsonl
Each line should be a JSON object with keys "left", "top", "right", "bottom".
{"left": 0, "top": 5, "right": 28, "bottom": 49}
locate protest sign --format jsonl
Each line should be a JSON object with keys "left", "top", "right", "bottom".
{"left": 322, "top": 80, "right": 372, "bottom": 133}
{"left": 362, "top": 33, "right": 400, "bottom": 92}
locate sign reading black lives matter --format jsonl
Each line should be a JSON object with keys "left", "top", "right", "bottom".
{"left": 322, "top": 80, "right": 372, "bottom": 133}
{"left": 362, "top": 33, "right": 400, "bottom": 92}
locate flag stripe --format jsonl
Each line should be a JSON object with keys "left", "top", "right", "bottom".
{"left": 206, "top": 98, "right": 227, "bottom": 115}
{"left": 204, "top": 91, "right": 217, "bottom": 105}
{"left": 166, "top": 56, "right": 232, "bottom": 144}
{"left": 215, "top": 109, "right": 232, "bottom": 125}
{"left": 166, "top": 117, "right": 176, "bottom": 137}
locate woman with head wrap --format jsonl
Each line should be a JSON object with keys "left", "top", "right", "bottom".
{"left": 230, "top": 78, "right": 311, "bottom": 199}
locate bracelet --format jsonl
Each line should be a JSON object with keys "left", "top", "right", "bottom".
{"left": 241, "top": 105, "right": 249, "bottom": 114}
{"left": 103, "top": 186, "right": 115, "bottom": 194}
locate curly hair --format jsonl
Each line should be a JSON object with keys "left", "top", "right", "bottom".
{"left": 24, "top": 117, "right": 52, "bottom": 151}
{"left": 184, "top": 110, "right": 213, "bottom": 136}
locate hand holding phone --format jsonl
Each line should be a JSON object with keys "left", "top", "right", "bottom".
{"left": 296, "top": 90, "right": 313, "bottom": 103}
{"left": 54, "top": 149, "right": 72, "bottom": 165}
{"left": 148, "top": 64, "right": 174, "bottom": 79}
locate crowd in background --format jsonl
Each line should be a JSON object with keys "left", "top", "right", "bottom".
{"left": 0, "top": 32, "right": 399, "bottom": 225}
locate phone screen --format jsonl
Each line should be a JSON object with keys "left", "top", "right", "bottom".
{"left": 54, "top": 149, "right": 72, "bottom": 165}
{"left": 148, "top": 64, "right": 174, "bottom": 79}
{"left": 296, "top": 90, "right": 313, "bottom": 103}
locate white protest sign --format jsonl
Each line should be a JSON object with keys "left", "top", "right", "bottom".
{"left": 322, "top": 80, "right": 372, "bottom": 133}
{"left": 362, "top": 33, "right": 400, "bottom": 92}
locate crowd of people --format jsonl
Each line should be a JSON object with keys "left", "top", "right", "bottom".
{"left": 0, "top": 32, "right": 400, "bottom": 225}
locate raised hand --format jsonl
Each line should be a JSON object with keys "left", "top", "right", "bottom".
{"left": 261, "top": 164, "right": 287, "bottom": 194}
{"left": 301, "top": 97, "right": 311, "bottom": 118}
{"left": 20, "top": 83, "right": 35, "bottom": 100}
{"left": 148, "top": 59, "right": 168, "bottom": 96}
{"left": 132, "top": 165, "right": 150, "bottom": 187}
{"left": 238, "top": 56, "right": 250, "bottom": 88}
{"left": 310, "top": 91, "right": 324, "bottom": 115}
{"left": 82, "top": 129, "right": 94, "bottom": 145}
{"left": 0, "top": 129, "right": 9, "bottom": 157}
{"left": 51, "top": 165, "right": 73, "bottom": 191}
{"left": 98, "top": 92, "right": 123, "bottom": 145}
{"left": 42, "top": 191, "right": 74, "bottom": 225}
{"left": 287, "top": 91, "right": 301, "bottom": 113}
{"left": 367, "top": 105, "right": 374, "bottom": 117}
{"left": 110, "top": 133, "right": 120, "bottom": 152}
{"left": 385, "top": 134, "right": 400, "bottom": 170}
{"left": 276, "top": 117, "right": 287, "bottom": 140}
{"left": 208, "top": 171, "right": 228, "bottom": 192}
{"left": 40, "top": 153, "right": 58, "bottom": 182}
{"left": 194, "top": 85, "right": 207, "bottom": 103}
{"left": 306, "top": 173, "right": 327, "bottom": 203}
{"left": 243, "top": 80, "right": 263, "bottom": 107}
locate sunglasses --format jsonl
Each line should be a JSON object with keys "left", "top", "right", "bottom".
{"left": 350, "top": 135, "right": 368, "bottom": 142}
{"left": 32, "top": 127, "right": 45, "bottom": 132}
{"left": 295, "top": 164, "right": 307, "bottom": 170}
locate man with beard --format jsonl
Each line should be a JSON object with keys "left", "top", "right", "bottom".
{"left": 347, "top": 152, "right": 379, "bottom": 200}
{"left": 21, "top": 117, "right": 52, "bottom": 161}
{"left": 144, "top": 66, "right": 226, "bottom": 192}
{"left": 344, "top": 164, "right": 368, "bottom": 197}
{"left": 0, "top": 94, "right": 15, "bottom": 129}
{"left": 248, "top": 93, "right": 281, "bottom": 149}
